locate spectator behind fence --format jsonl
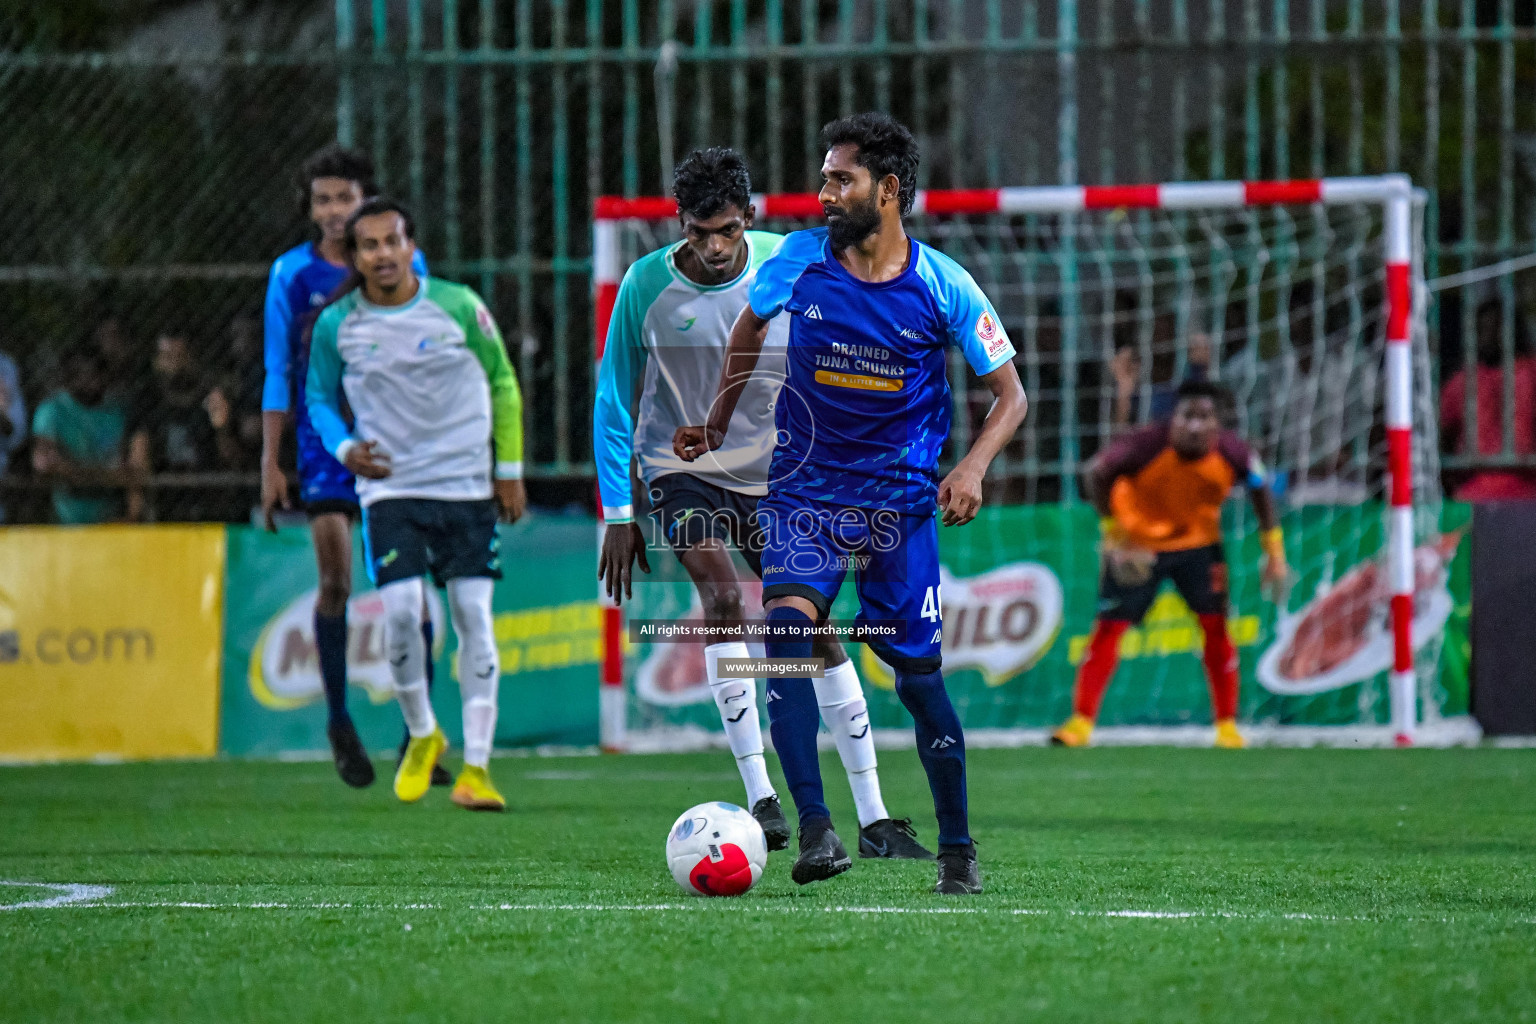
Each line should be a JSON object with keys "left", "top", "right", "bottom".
{"left": 1440, "top": 299, "right": 1536, "bottom": 502}
{"left": 1110, "top": 328, "right": 1215, "bottom": 432}
{"left": 31, "top": 348, "right": 127, "bottom": 524}
{"left": 126, "top": 332, "right": 242, "bottom": 521}
{"left": 0, "top": 342, "right": 26, "bottom": 523}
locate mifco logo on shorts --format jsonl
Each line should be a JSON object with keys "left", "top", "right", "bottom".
{"left": 0, "top": 628, "right": 155, "bottom": 665}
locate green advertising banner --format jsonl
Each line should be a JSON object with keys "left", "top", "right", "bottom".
{"left": 625, "top": 502, "right": 1471, "bottom": 733}
{"left": 220, "top": 517, "right": 601, "bottom": 756}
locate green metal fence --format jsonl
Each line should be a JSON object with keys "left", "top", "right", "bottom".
{"left": 1, "top": 0, "right": 1533, "bottom": 510}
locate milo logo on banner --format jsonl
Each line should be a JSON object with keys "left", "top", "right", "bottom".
{"left": 248, "top": 589, "right": 445, "bottom": 709}
{"left": 861, "top": 563, "right": 1064, "bottom": 688}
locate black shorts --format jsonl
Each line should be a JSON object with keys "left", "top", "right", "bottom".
{"left": 362, "top": 497, "right": 502, "bottom": 588}
{"left": 646, "top": 473, "right": 765, "bottom": 578}
{"left": 1099, "top": 543, "right": 1229, "bottom": 624}
{"left": 305, "top": 497, "right": 360, "bottom": 522}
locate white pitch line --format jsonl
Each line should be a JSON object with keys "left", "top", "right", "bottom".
{"left": 8, "top": 895, "right": 1486, "bottom": 925}
{"left": 0, "top": 881, "right": 114, "bottom": 911}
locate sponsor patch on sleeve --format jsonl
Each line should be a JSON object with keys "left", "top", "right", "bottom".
{"left": 476, "top": 302, "right": 498, "bottom": 338}
{"left": 976, "top": 309, "right": 1009, "bottom": 358}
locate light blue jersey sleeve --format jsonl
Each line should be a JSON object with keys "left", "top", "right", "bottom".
{"left": 303, "top": 304, "right": 355, "bottom": 459}
{"left": 261, "top": 248, "right": 304, "bottom": 412}
{"left": 915, "top": 244, "right": 1017, "bottom": 376}
{"left": 592, "top": 268, "right": 651, "bottom": 522}
{"left": 747, "top": 229, "right": 826, "bottom": 319}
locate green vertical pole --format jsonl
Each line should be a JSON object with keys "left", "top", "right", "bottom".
{"left": 913, "top": 0, "right": 930, "bottom": 187}
{"left": 1172, "top": 0, "right": 1188, "bottom": 180}
{"left": 1346, "top": 0, "right": 1363, "bottom": 173}
{"left": 655, "top": 0, "right": 677, "bottom": 190}
{"left": 767, "top": 0, "right": 784, "bottom": 191}
{"left": 370, "top": 0, "right": 387, "bottom": 183}
{"left": 516, "top": 0, "right": 534, "bottom": 434}
{"left": 1498, "top": 0, "right": 1515, "bottom": 455}
{"left": 947, "top": 0, "right": 965, "bottom": 184}
{"left": 443, "top": 0, "right": 461, "bottom": 275}
{"left": 1134, "top": 0, "right": 1151, "bottom": 180}
{"left": 552, "top": 0, "right": 572, "bottom": 471}
{"left": 478, "top": 0, "right": 496, "bottom": 309}
{"left": 1422, "top": 0, "right": 1441, "bottom": 311}
{"left": 1208, "top": 0, "right": 1225, "bottom": 179}
{"left": 407, "top": 0, "right": 424, "bottom": 217}
{"left": 873, "top": 0, "right": 890, "bottom": 118}
{"left": 1058, "top": 0, "right": 1080, "bottom": 502}
{"left": 1243, "top": 0, "right": 1260, "bottom": 179}
{"left": 731, "top": 0, "right": 747, "bottom": 157}
{"left": 801, "top": 0, "right": 817, "bottom": 187}
{"left": 336, "top": 0, "right": 355, "bottom": 145}
{"left": 984, "top": 0, "right": 1002, "bottom": 186}
{"left": 1385, "top": 0, "right": 1402, "bottom": 171}
{"left": 586, "top": 0, "right": 602, "bottom": 384}
{"left": 622, "top": 0, "right": 639, "bottom": 197}
{"left": 1099, "top": 0, "right": 1116, "bottom": 183}
{"left": 1460, "top": 0, "right": 1477, "bottom": 449}
{"left": 1273, "top": 0, "right": 1290, "bottom": 179}
{"left": 838, "top": 0, "right": 854, "bottom": 116}
{"left": 695, "top": 0, "right": 713, "bottom": 150}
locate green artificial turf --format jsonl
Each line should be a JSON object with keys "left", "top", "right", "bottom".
{"left": 2, "top": 747, "right": 1534, "bottom": 1023}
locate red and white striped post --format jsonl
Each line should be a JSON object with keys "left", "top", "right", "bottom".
{"left": 592, "top": 175, "right": 1422, "bottom": 749}
{"left": 592, "top": 213, "right": 626, "bottom": 752}
{"left": 1382, "top": 185, "right": 1418, "bottom": 746}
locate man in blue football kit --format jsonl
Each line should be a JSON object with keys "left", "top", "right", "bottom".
{"left": 675, "top": 113, "right": 1028, "bottom": 894}
{"left": 259, "top": 144, "right": 433, "bottom": 788}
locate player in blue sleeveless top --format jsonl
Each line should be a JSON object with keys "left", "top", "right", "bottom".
{"left": 675, "top": 113, "right": 1028, "bottom": 895}
{"left": 260, "top": 144, "right": 432, "bottom": 789}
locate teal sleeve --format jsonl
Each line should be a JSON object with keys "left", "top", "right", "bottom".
{"left": 593, "top": 271, "right": 648, "bottom": 521}
{"left": 304, "top": 307, "right": 354, "bottom": 458}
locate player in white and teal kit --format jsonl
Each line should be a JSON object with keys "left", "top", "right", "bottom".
{"left": 307, "top": 198, "right": 526, "bottom": 811}
{"left": 595, "top": 147, "right": 930, "bottom": 860}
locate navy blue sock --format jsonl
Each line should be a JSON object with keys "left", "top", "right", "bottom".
{"left": 895, "top": 667, "right": 970, "bottom": 846}
{"left": 763, "top": 606, "right": 829, "bottom": 826}
{"left": 314, "top": 610, "right": 351, "bottom": 729}
{"left": 422, "top": 617, "right": 436, "bottom": 691}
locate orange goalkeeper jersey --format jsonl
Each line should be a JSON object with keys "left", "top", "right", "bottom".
{"left": 1099, "top": 421, "right": 1263, "bottom": 552}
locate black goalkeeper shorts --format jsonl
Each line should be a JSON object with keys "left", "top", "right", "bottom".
{"left": 362, "top": 497, "right": 502, "bottom": 588}
{"left": 645, "top": 473, "right": 765, "bottom": 578}
{"left": 1098, "top": 542, "right": 1229, "bottom": 624}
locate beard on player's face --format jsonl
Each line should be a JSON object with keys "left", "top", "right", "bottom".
{"left": 824, "top": 184, "right": 882, "bottom": 248}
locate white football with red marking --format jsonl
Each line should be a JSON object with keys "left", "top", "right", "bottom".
{"left": 665, "top": 802, "right": 768, "bottom": 897}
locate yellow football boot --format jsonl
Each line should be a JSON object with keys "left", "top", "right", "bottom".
{"left": 394, "top": 728, "right": 447, "bottom": 803}
{"left": 450, "top": 765, "right": 506, "bottom": 812}
{"left": 1214, "top": 718, "right": 1246, "bottom": 749}
{"left": 1050, "top": 713, "right": 1094, "bottom": 748}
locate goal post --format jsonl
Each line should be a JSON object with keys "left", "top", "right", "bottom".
{"left": 593, "top": 175, "right": 1448, "bottom": 751}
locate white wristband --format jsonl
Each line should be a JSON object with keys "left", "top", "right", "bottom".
{"left": 603, "top": 505, "right": 635, "bottom": 524}
{"left": 494, "top": 460, "right": 524, "bottom": 480}
{"left": 335, "top": 439, "right": 357, "bottom": 465}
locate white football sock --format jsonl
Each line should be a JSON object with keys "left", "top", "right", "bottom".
{"left": 380, "top": 577, "right": 436, "bottom": 739}
{"left": 449, "top": 577, "right": 499, "bottom": 769}
{"left": 706, "top": 641, "right": 775, "bottom": 807}
{"left": 816, "top": 658, "right": 888, "bottom": 827}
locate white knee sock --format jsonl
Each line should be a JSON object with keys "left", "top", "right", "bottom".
{"left": 448, "top": 577, "right": 499, "bottom": 769}
{"left": 380, "top": 577, "right": 436, "bottom": 739}
{"left": 706, "top": 641, "right": 775, "bottom": 807}
{"left": 815, "top": 658, "right": 888, "bottom": 827}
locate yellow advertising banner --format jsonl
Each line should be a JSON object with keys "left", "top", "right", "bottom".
{"left": 0, "top": 525, "right": 225, "bottom": 761}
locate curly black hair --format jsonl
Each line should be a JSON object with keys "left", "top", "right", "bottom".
{"left": 820, "top": 112, "right": 920, "bottom": 216}
{"left": 672, "top": 147, "right": 752, "bottom": 219}
{"left": 296, "top": 143, "right": 377, "bottom": 216}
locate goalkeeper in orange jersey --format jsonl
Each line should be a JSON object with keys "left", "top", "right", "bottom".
{"left": 1052, "top": 379, "right": 1288, "bottom": 749}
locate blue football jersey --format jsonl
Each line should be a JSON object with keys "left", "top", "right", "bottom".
{"left": 747, "top": 227, "right": 1016, "bottom": 513}
{"left": 261, "top": 242, "right": 428, "bottom": 414}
